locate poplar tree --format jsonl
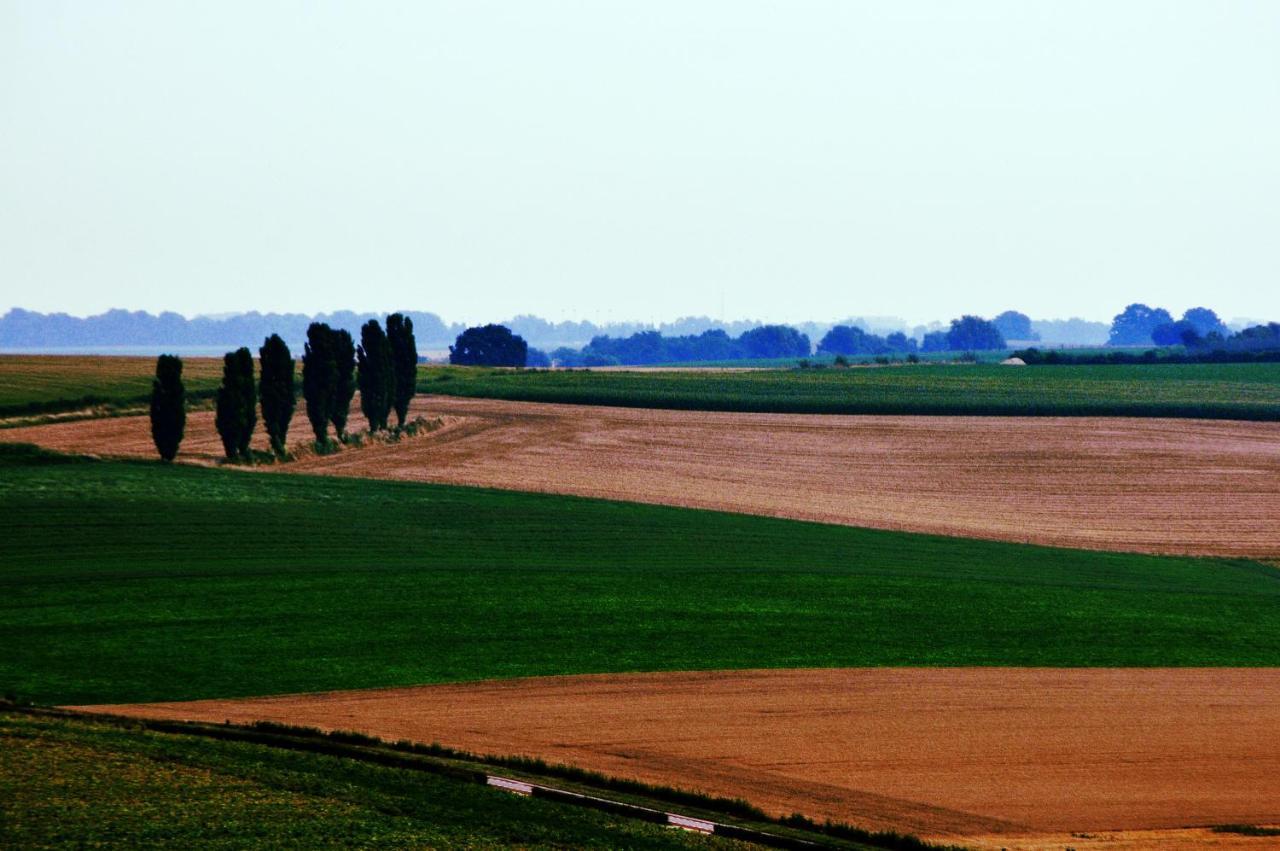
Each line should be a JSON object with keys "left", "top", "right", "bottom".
{"left": 149, "top": 354, "right": 186, "bottom": 461}
{"left": 302, "top": 322, "right": 336, "bottom": 445}
{"left": 214, "top": 347, "right": 256, "bottom": 460}
{"left": 331, "top": 328, "right": 356, "bottom": 441}
{"left": 357, "top": 319, "right": 393, "bottom": 432}
{"left": 258, "top": 334, "right": 296, "bottom": 457}
{"left": 386, "top": 312, "right": 418, "bottom": 428}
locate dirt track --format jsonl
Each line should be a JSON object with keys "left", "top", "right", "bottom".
{"left": 9, "top": 395, "right": 1280, "bottom": 558}
{"left": 83, "top": 668, "right": 1280, "bottom": 847}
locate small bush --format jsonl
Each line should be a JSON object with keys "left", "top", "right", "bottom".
{"left": 1211, "top": 825, "right": 1280, "bottom": 837}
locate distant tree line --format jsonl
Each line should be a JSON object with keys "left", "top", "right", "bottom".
{"left": 816, "top": 326, "right": 919, "bottom": 356}
{"left": 916, "top": 316, "right": 1007, "bottom": 353}
{"left": 149, "top": 315, "right": 418, "bottom": 461}
{"left": 3, "top": 308, "right": 452, "bottom": 350}
{"left": 550, "top": 325, "right": 813, "bottom": 367}
{"left": 12, "top": 305, "right": 1271, "bottom": 354}
{"left": 1018, "top": 322, "right": 1280, "bottom": 365}
{"left": 1107, "top": 304, "right": 1231, "bottom": 347}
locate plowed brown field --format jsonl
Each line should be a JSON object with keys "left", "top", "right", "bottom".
{"left": 9, "top": 395, "right": 1280, "bottom": 558}
{"left": 83, "top": 668, "right": 1280, "bottom": 849}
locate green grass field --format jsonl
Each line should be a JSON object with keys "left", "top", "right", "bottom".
{"left": 0, "top": 355, "right": 223, "bottom": 418}
{"left": 4, "top": 447, "right": 1278, "bottom": 706}
{"left": 5, "top": 354, "right": 1279, "bottom": 423}
{"left": 423, "top": 361, "right": 1280, "bottom": 419}
{"left": 0, "top": 710, "right": 746, "bottom": 850}
{"left": 646, "top": 345, "right": 1160, "bottom": 368}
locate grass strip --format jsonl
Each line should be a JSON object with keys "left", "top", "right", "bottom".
{"left": 419, "top": 362, "right": 1280, "bottom": 420}
{"left": 5, "top": 703, "right": 958, "bottom": 851}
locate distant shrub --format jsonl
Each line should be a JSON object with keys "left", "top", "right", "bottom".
{"left": 1211, "top": 825, "right": 1280, "bottom": 837}
{"left": 581, "top": 352, "right": 620, "bottom": 367}
{"left": 779, "top": 812, "right": 966, "bottom": 851}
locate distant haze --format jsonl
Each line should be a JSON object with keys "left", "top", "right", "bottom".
{"left": 3, "top": 2, "right": 1278, "bottom": 324}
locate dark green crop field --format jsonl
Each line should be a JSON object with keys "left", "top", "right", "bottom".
{"left": 4, "top": 448, "right": 1278, "bottom": 706}
{"left": 0, "top": 711, "right": 742, "bottom": 850}
{"left": 0, "top": 355, "right": 223, "bottom": 418}
{"left": 422, "top": 362, "right": 1280, "bottom": 419}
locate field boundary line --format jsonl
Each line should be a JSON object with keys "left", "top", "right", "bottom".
{"left": 483, "top": 771, "right": 823, "bottom": 846}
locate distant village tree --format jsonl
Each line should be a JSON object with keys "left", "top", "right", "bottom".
{"left": 920, "top": 330, "right": 950, "bottom": 352}
{"left": 817, "top": 325, "right": 881, "bottom": 356}
{"left": 449, "top": 324, "right": 529, "bottom": 367}
{"left": 1108, "top": 303, "right": 1173, "bottom": 346}
{"left": 1179, "top": 307, "right": 1229, "bottom": 339}
{"left": 737, "top": 324, "right": 811, "bottom": 359}
{"left": 149, "top": 354, "right": 186, "bottom": 461}
{"left": 331, "top": 328, "right": 357, "bottom": 441}
{"left": 258, "top": 333, "right": 296, "bottom": 457}
{"left": 946, "top": 316, "right": 1006, "bottom": 351}
{"left": 386, "top": 312, "right": 418, "bottom": 427}
{"left": 991, "top": 311, "right": 1039, "bottom": 342}
{"left": 302, "top": 322, "right": 337, "bottom": 444}
{"left": 357, "top": 319, "right": 394, "bottom": 432}
{"left": 214, "top": 347, "right": 256, "bottom": 460}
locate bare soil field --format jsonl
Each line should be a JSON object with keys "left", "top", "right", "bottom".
{"left": 8, "top": 395, "right": 1280, "bottom": 558}
{"left": 83, "top": 668, "right": 1280, "bottom": 849}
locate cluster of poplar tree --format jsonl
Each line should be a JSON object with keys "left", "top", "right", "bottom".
{"left": 149, "top": 314, "right": 417, "bottom": 461}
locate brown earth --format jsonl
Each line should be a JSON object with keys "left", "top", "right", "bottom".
{"left": 8, "top": 395, "right": 1280, "bottom": 558}
{"left": 82, "top": 668, "right": 1280, "bottom": 849}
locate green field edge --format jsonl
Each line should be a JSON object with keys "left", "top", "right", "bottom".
{"left": 4, "top": 702, "right": 957, "bottom": 851}
{"left": 434, "top": 386, "right": 1280, "bottom": 421}
{"left": 419, "top": 363, "right": 1280, "bottom": 421}
{"left": 6, "top": 445, "right": 1280, "bottom": 707}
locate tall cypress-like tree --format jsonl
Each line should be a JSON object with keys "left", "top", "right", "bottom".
{"left": 149, "top": 354, "right": 186, "bottom": 461}
{"left": 330, "top": 328, "right": 356, "bottom": 441}
{"left": 258, "top": 334, "right": 296, "bottom": 457}
{"left": 302, "top": 322, "right": 336, "bottom": 444}
{"left": 386, "top": 312, "right": 418, "bottom": 427}
{"left": 357, "top": 319, "right": 393, "bottom": 432}
{"left": 214, "top": 347, "right": 256, "bottom": 460}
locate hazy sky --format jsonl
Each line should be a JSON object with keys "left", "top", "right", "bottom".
{"left": 2, "top": 2, "right": 1277, "bottom": 325}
